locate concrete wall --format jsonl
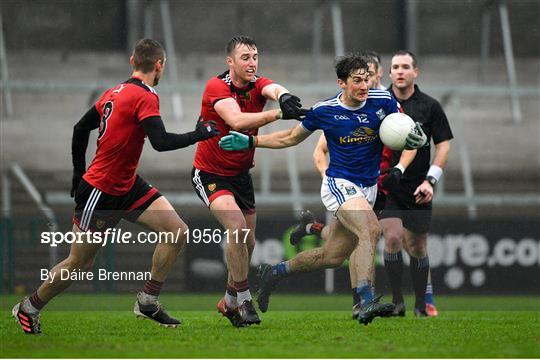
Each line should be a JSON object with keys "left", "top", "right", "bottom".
{"left": 3, "top": 0, "right": 540, "bottom": 56}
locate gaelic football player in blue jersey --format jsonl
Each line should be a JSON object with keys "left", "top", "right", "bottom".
{"left": 218, "top": 54, "right": 425, "bottom": 325}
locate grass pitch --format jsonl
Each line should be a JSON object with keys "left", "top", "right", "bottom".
{"left": 1, "top": 294, "right": 539, "bottom": 358}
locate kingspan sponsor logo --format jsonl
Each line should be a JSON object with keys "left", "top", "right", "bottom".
{"left": 339, "top": 126, "right": 377, "bottom": 144}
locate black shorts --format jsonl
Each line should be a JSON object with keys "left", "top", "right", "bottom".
{"left": 378, "top": 193, "right": 432, "bottom": 234}
{"left": 373, "top": 191, "right": 387, "bottom": 218}
{"left": 191, "top": 167, "right": 255, "bottom": 213}
{"left": 73, "top": 175, "right": 162, "bottom": 232}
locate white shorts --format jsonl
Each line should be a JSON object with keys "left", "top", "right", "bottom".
{"left": 321, "top": 176, "right": 377, "bottom": 212}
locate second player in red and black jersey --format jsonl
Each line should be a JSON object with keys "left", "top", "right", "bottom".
{"left": 191, "top": 35, "right": 307, "bottom": 327}
{"left": 193, "top": 70, "right": 273, "bottom": 177}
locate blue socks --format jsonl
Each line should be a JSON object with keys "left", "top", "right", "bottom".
{"left": 271, "top": 261, "right": 291, "bottom": 278}
{"left": 425, "top": 283, "right": 434, "bottom": 304}
{"left": 356, "top": 280, "right": 374, "bottom": 306}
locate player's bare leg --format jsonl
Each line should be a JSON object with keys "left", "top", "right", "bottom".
{"left": 13, "top": 225, "right": 102, "bottom": 334}
{"left": 136, "top": 196, "right": 188, "bottom": 281}
{"left": 349, "top": 238, "right": 376, "bottom": 319}
{"left": 211, "top": 195, "right": 260, "bottom": 325}
{"left": 133, "top": 196, "right": 188, "bottom": 327}
{"left": 258, "top": 197, "right": 393, "bottom": 324}
{"left": 256, "top": 218, "right": 356, "bottom": 312}
{"left": 403, "top": 229, "right": 430, "bottom": 317}
{"left": 335, "top": 198, "right": 394, "bottom": 324}
{"left": 218, "top": 210, "right": 257, "bottom": 327}
{"left": 288, "top": 218, "right": 357, "bottom": 272}
{"left": 381, "top": 217, "right": 407, "bottom": 316}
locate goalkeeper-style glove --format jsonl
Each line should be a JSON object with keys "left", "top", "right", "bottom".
{"left": 219, "top": 131, "right": 255, "bottom": 151}
{"left": 279, "top": 93, "right": 309, "bottom": 120}
{"left": 405, "top": 122, "right": 428, "bottom": 149}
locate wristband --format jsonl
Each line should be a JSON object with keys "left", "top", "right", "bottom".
{"left": 427, "top": 165, "right": 443, "bottom": 182}
{"left": 277, "top": 90, "right": 290, "bottom": 100}
{"left": 395, "top": 163, "right": 406, "bottom": 173}
{"left": 248, "top": 135, "right": 258, "bottom": 148}
{"left": 275, "top": 109, "right": 283, "bottom": 120}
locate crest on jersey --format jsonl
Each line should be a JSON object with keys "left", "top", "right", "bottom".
{"left": 208, "top": 183, "right": 217, "bottom": 192}
{"left": 95, "top": 219, "right": 106, "bottom": 229}
{"left": 345, "top": 186, "right": 357, "bottom": 195}
{"left": 376, "top": 108, "right": 386, "bottom": 120}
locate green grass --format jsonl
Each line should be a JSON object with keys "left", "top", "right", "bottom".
{"left": 1, "top": 294, "right": 539, "bottom": 358}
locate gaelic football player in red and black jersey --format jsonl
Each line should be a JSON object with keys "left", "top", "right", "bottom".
{"left": 12, "top": 39, "right": 219, "bottom": 334}
{"left": 191, "top": 35, "right": 307, "bottom": 327}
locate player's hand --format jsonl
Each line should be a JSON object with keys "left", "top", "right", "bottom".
{"left": 193, "top": 120, "right": 220, "bottom": 141}
{"left": 382, "top": 167, "right": 403, "bottom": 192}
{"left": 404, "top": 122, "right": 427, "bottom": 149}
{"left": 219, "top": 131, "right": 254, "bottom": 151}
{"left": 279, "top": 93, "right": 309, "bottom": 120}
{"left": 70, "top": 171, "right": 84, "bottom": 198}
{"left": 414, "top": 180, "right": 433, "bottom": 204}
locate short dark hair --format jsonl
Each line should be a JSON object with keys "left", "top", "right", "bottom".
{"left": 132, "top": 38, "right": 165, "bottom": 73}
{"left": 226, "top": 35, "right": 257, "bottom": 55}
{"left": 362, "top": 50, "right": 381, "bottom": 71}
{"left": 391, "top": 50, "right": 418, "bottom": 68}
{"left": 334, "top": 54, "right": 370, "bottom": 82}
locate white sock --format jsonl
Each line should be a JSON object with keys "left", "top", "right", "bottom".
{"left": 224, "top": 291, "right": 238, "bottom": 309}
{"left": 22, "top": 298, "right": 40, "bottom": 314}
{"left": 237, "top": 289, "right": 252, "bottom": 304}
{"left": 138, "top": 291, "right": 158, "bottom": 305}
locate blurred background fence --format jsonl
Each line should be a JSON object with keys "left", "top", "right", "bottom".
{"left": 1, "top": 0, "right": 539, "bottom": 296}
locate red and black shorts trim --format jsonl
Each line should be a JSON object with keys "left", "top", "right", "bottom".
{"left": 72, "top": 175, "right": 162, "bottom": 232}
{"left": 191, "top": 167, "right": 255, "bottom": 214}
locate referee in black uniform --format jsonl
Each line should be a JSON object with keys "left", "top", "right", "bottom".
{"left": 379, "top": 50, "right": 453, "bottom": 317}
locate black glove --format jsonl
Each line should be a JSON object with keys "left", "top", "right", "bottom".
{"left": 193, "top": 120, "right": 220, "bottom": 142}
{"left": 382, "top": 167, "right": 403, "bottom": 192}
{"left": 71, "top": 171, "right": 84, "bottom": 198}
{"left": 279, "top": 93, "right": 309, "bottom": 120}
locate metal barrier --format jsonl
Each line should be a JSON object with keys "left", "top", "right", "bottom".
{"left": 2, "top": 164, "right": 59, "bottom": 268}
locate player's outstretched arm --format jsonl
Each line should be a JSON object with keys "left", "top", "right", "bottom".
{"left": 71, "top": 106, "right": 100, "bottom": 197}
{"left": 215, "top": 98, "right": 281, "bottom": 131}
{"left": 142, "top": 116, "right": 219, "bottom": 152}
{"left": 313, "top": 134, "right": 329, "bottom": 178}
{"left": 219, "top": 123, "right": 311, "bottom": 151}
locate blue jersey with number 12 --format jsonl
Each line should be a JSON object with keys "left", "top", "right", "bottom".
{"left": 301, "top": 89, "right": 399, "bottom": 187}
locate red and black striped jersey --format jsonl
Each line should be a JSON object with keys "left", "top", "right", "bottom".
{"left": 193, "top": 71, "right": 273, "bottom": 176}
{"left": 83, "top": 77, "right": 160, "bottom": 195}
